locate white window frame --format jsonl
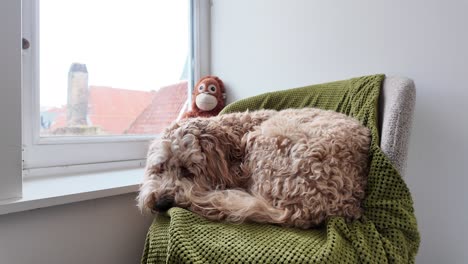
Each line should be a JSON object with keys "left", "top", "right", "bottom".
{"left": 0, "top": 0, "right": 22, "bottom": 200}
{"left": 21, "top": 0, "right": 211, "bottom": 177}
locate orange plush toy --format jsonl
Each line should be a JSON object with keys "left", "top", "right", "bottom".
{"left": 183, "top": 76, "right": 226, "bottom": 118}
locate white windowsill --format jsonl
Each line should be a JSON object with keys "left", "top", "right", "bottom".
{"left": 0, "top": 168, "right": 144, "bottom": 215}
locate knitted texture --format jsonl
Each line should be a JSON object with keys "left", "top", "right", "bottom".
{"left": 141, "top": 74, "right": 420, "bottom": 264}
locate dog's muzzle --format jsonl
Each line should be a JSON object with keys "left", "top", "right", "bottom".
{"left": 153, "top": 197, "right": 174, "bottom": 212}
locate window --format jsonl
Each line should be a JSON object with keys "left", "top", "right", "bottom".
{"left": 39, "top": 0, "right": 190, "bottom": 137}
{"left": 22, "top": 0, "right": 211, "bottom": 176}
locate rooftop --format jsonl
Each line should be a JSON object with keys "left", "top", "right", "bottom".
{"left": 42, "top": 81, "right": 188, "bottom": 135}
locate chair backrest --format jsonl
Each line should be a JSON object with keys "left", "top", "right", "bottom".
{"left": 378, "top": 76, "right": 416, "bottom": 177}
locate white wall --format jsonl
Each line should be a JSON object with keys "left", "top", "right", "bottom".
{"left": 0, "top": 194, "right": 152, "bottom": 264}
{"left": 211, "top": 0, "right": 468, "bottom": 263}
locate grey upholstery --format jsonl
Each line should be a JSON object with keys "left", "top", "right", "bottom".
{"left": 379, "top": 76, "right": 416, "bottom": 177}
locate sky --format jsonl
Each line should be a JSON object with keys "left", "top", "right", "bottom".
{"left": 40, "top": 0, "right": 190, "bottom": 107}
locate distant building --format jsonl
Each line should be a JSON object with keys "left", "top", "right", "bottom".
{"left": 126, "top": 82, "right": 188, "bottom": 134}
{"left": 41, "top": 82, "right": 188, "bottom": 135}
{"left": 67, "top": 63, "right": 89, "bottom": 126}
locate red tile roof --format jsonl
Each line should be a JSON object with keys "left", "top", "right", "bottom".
{"left": 46, "top": 82, "right": 187, "bottom": 135}
{"left": 126, "top": 81, "right": 188, "bottom": 134}
{"left": 48, "top": 109, "right": 66, "bottom": 131}
{"left": 88, "top": 86, "right": 155, "bottom": 134}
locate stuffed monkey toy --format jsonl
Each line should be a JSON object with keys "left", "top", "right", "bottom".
{"left": 183, "top": 76, "right": 226, "bottom": 118}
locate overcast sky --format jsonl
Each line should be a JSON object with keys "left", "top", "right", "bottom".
{"left": 40, "top": 0, "right": 189, "bottom": 107}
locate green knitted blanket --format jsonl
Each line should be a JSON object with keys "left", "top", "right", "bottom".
{"left": 141, "top": 74, "right": 420, "bottom": 264}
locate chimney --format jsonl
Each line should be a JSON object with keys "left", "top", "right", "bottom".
{"left": 67, "top": 63, "right": 89, "bottom": 126}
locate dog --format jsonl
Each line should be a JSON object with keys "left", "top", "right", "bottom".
{"left": 137, "top": 108, "right": 371, "bottom": 229}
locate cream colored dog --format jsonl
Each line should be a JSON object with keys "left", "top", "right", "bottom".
{"left": 138, "top": 108, "right": 370, "bottom": 229}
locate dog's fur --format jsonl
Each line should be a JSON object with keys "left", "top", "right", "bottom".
{"left": 138, "top": 108, "right": 371, "bottom": 229}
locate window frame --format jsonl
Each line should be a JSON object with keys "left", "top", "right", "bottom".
{"left": 0, "top": 0, "right": 22, "bottom": 200}
{"left": 21, "top": 0, "right": 211, "bottom": 177}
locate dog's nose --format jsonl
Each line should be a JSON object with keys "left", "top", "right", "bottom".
{"left": 153, "top": 197, "right": 174, "bottom": 212}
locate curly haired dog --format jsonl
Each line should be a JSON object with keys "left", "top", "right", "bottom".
{"left": 138, "top": 108, "right": 371, "bottom": 229}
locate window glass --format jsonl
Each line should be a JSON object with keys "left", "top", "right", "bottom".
{"left": 39, "top": 0, "right": 190, "bottom": 136}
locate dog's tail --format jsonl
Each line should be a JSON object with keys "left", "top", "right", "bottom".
{"left": 188, "top": 189, "right": 288, "bottom": 225}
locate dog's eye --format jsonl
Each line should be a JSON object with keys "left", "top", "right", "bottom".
{"left": 180, "top": 167, "right": 192, "bottom": 177}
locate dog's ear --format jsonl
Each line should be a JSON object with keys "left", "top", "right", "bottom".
{"left": 197, "top": 132, "right": 238, "bottom": 188}
{"left": 167, "top": 125, "right": 206, "bottom": 172}
{"left": 177, "top": 131, "right": 206, "bottom": 174}
{"left": 146, "top": 139, "right": 172, "bottom": 175}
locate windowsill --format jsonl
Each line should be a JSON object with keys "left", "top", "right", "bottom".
{"left": 0, "top": 168, "right": 144, "bottom": 215}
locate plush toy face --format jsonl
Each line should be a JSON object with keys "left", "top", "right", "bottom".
{"left": 193, "top": 77, "right": 225, "bottom": 112}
